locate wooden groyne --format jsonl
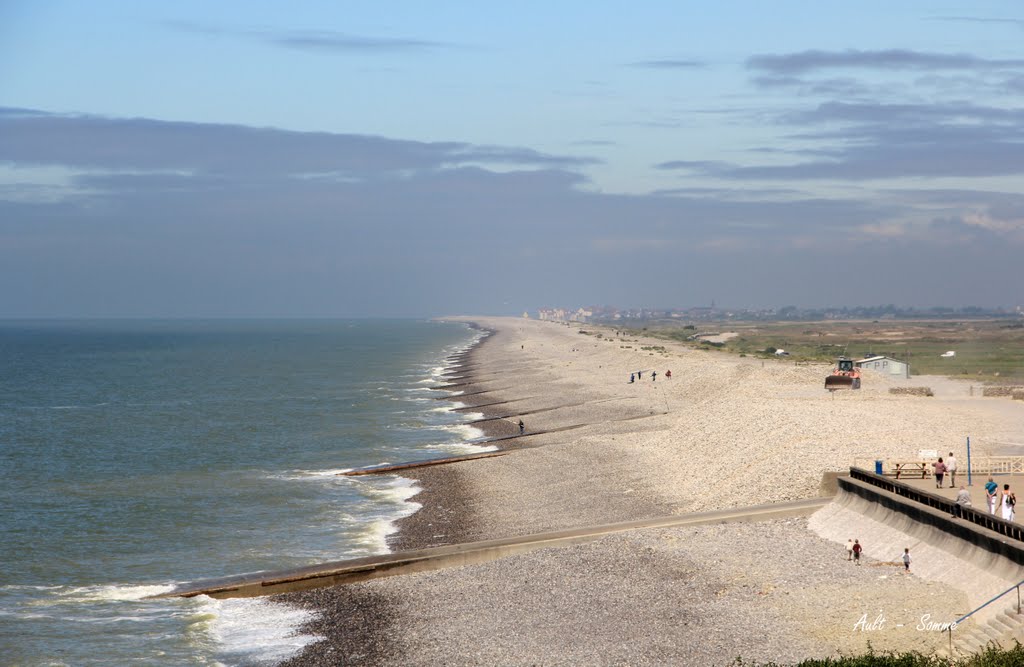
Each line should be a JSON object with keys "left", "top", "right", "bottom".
{"left": 154, "top": 496, "right": 830, "bottom": 600}
{"left": 464, "top": 396, "right": 638, "bottom": 424}
{"left": 450, "top": 397, "right": 537, "bottom": 411}
{"left": 432, "top": 388, "right": 506, "bottom": 399}
{"left": 340, "top": 451, "right": 510, "bottom": 476}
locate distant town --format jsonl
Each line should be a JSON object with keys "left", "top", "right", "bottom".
{"left": 535, "top": 304, "right": 1024, "bottom": 323}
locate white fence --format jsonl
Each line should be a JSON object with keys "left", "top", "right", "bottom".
{"left": 967, "top": 456, "right": 1024, "bottom": 475}
{"left": 854, "top": 456, "right": 1024, "bottom": 476}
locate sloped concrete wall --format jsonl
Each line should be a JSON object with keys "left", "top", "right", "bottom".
{"left": 810, "top": 480, "right": 1024, "bottom": 622}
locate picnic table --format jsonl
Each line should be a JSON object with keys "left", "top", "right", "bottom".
{"left": 891, "top": 461, "right": 933, "bottom": 479}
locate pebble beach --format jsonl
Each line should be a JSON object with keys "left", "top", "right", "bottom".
{"left": 277, "top": 317, "right": 1024, "bottom": 665}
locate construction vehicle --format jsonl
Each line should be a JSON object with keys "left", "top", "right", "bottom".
{"left": 825, "top": 357, "right": 861, "bottom": 390}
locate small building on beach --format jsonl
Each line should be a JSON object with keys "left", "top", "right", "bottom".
{"left": 855, "top": 355, "right": 909, "bottom": 378}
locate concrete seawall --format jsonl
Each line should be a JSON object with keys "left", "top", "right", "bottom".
{"left": 810, "top": 476, "right": 1024, "bottom": 625}
{"left": 157, "top": 496, "right": 828, "bottom": 600}
{"left": 848, "top": 477, "right": 1024, "bottom": 570}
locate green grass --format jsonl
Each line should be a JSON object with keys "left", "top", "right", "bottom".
{"left": 638, "top": 319, "right": 1024, "bottom": 383}
{"left": 739, "top": 642, "right": 1024, "bottom": 665}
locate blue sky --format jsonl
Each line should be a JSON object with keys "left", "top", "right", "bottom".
{"left": 2, "top": 1, "right": 1023, "bottom": 317}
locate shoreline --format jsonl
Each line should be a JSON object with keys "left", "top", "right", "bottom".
{"left": 277, "top": 316, "right": 1024, "bottom": 665}
{"left": 388, "top": 326, "right": 518, "bottom": 552}
{"left": 277, "top": 322, "right": 513, "bottom": 665}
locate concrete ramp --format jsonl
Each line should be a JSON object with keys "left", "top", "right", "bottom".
{"left": 156, "top": 496, "right": 828, "bottom": 601}
{"left": 810, "top": 478, "right": 1024, "bottom": 655}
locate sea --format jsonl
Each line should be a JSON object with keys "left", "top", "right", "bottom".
{"left": 0, "top": 319, "right": 489, "bottom": 666}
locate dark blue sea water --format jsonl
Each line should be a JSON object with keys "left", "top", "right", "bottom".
{"left": 0, "top": 319, "right": 485, "bottom": 665}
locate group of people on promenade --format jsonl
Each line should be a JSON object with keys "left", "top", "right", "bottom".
{"left": 934, "top": 451, "right": 1017, "bottom": 521}
{"left": 932, "top": 452, "right": 958, "bottom": 488}
{"left": 985, "top": 477, "right": 1017, "bottom": 521}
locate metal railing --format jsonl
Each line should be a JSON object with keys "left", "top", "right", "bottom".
{"left": 946, "top": 576, "right": 1024, "bottom": 653}
{"left": 848, "top": 468, "right": 1024, "bottom": 542}
{"left": 846, "top": 467, "right": 1024, "bottom": 654}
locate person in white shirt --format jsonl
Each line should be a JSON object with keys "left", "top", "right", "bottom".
{"left": 1002, "top": 484, "right": 1016, "bottom": 522}
{"left": 947, "top": 452, "right": 958, "bottom": 488}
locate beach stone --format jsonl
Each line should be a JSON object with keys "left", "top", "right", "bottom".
{"left": 275, "top": 317, "right": 1024, "bottom": 665}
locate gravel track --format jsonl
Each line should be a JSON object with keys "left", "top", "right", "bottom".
{"left": 280, "top": 519, "right": 963, "bottom": 666}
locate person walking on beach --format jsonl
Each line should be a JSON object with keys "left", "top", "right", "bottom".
{"left": 852, "top": 539, "right": 862, "bottom": 565}
{"left": 1002, "top": 484, "right": 1016, "bottom": 521}
{"left": 629, "top": 373, "right": 635, "bottom": 383}
{"left": 902, "top": 548, "right": 911, "bottom": 572}
{"left": 846, "top": 538, "right": 854, "bottom": 561}
{"left": 933, "top": 457, "right": 946, "bottom": 489}
{"left": 986, "top": 477, "right": 999, "bottom": 515}
{"left": 518, "top": 419, "right": 525, "bottom": 436}
{"left": 947, "top": 451, "right": 958, "bottom": 488}
{"left": 652, "top": 370, "right": 657, "bottom": 381}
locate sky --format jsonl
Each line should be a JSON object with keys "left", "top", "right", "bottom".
{"left": 1, "top": 1, "right": 1023, "bottom": 317}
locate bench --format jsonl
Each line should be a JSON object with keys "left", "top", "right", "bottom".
{"left": 891, "top": 461, "right": 932, "bottom": 479}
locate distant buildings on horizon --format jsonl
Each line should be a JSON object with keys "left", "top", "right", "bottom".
{"left": 535, "top": 304, "right": 1024, "bottom": 323}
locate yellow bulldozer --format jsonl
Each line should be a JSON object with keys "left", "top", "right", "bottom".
{"left": 825, "top": 357, "right": 861, "bottom": 391}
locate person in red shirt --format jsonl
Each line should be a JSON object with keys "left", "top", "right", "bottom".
{"left": 933, "top": 457, "right": 947, "bottom": 489}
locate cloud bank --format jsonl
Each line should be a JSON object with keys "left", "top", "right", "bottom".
{"left": 1, "top": 90, "right": 1022, "bottom": 316}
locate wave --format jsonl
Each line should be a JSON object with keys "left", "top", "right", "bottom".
{"left": 425, "top": 440, "right": 498, "bottom": 455}
{"left": 263, "top": 469, "right": 421, "bottom": 556}
{"left": 16, "top": 402, "right": 111, "bottom": 411}
{"left": 346, "top": 476, "right": 422, "bottom": 554}
{"left": 42, "top": 583, "right": 177, "bottom": 604}
{"left": 429, "top": 423, "right": 484, "bottom": 440}
{"left": 3, "top": 582, "right": 180, "bottom": 626}
{"left": 194, "top": 595, "right": 323, "bottom": 666}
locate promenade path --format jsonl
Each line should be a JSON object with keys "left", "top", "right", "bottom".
{"left": 898, "top": 472, "right": 1024, "bottom": 515}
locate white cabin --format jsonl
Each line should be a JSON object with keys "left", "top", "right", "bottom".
{"left": 855, "top": 355, "right": 909, "bottom": 378}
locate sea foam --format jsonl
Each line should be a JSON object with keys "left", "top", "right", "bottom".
{"left": 198, "top": 595, "right": 323, "bottom": 666}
